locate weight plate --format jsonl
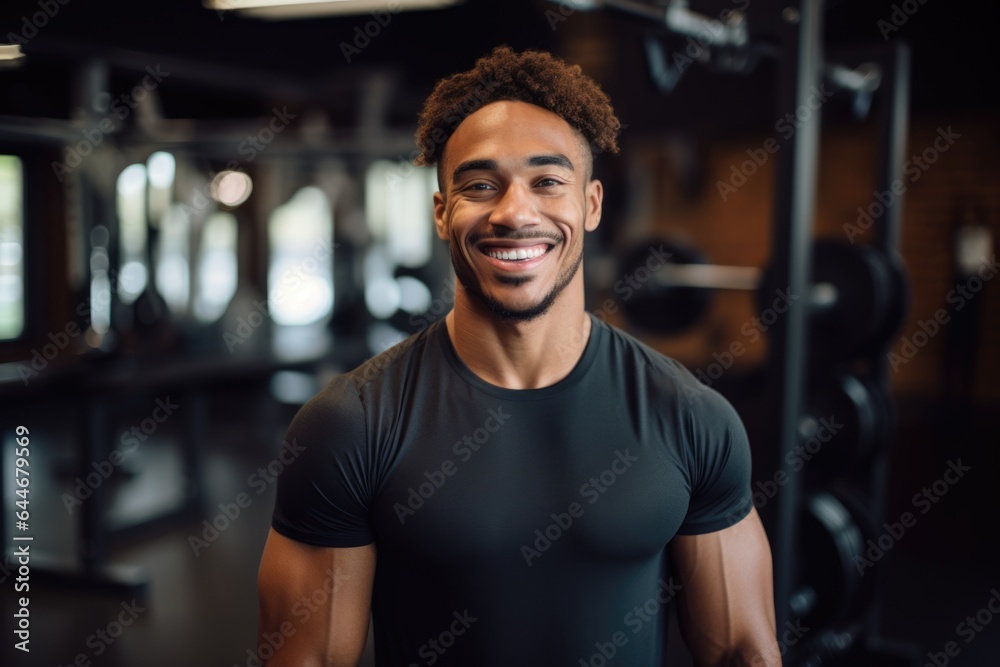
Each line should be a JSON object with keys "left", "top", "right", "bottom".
{"left": 619, "top": 238, "right": 713, "bottom": 335}
{"left": 810, "top": 240, "right": 892, "bottom": 361}
{"left": 796, "top": 486, "right": 878, "bottom": 631}
{"left": 860, "top": 249, "right": 911, "bottom": 357}
{"left": 804, "top": 373, "right": 881, "bottom": 474}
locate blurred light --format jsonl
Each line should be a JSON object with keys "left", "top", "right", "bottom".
{"left": 116, "top": 164, "right": 149, "bottom": 302}
{"left": 206, "top": 0, "right": 461, "bottom": 19}
{"left": 362, "top": 246, "right": 397, "bottom": 319}
{"left": 148, "top": 152, "right": 176, "bottom": 224}
{"left": 89, "top": 247, "right": 109, "bottom": 273}
{"left": 272, "top": 323, "right": 331, "bottom": 361}
{"left": 275, "top": 275, "right": 333, "bottom": 325}
{"left": 118, "top": 261, "right": 148, "bottom": 302}
{"left": 0, "top": 44, "right": 25, "bottom": 67}
{"left": 117, "top": 164, "right": 147, "bottom": 197}
{"left": 269, "top": 370, "right": 320, "bottom": 405}
{"left": 147, "top": 152, "right": 176, "bottom": 189}
{"left": 365, "top": 276, "right": 400, "bottom": 319}
{"left": 91, "top": 272, "right": 111, "bottom": 334}
{"left": 210, "top": 170, "right": 253, "bottom": 208}
{"left": 157, "top": 255, "right": 190, "bottom": 314}
{"left": 396, "top": 275, "right": 432, "bottom": 314}
{"left": 193, "top": 212, "right": 239, "bottom": 323}
{"left": 364, "top": 160, "right": 434, "bottom": 268}
{"left": 0, "top": 275, "right": 22, "bottom": 304}
{"left": 0, "top": 242, "right": 22, "bottom": 266}
{"left": 156, "top": 204, "right": 191, "bottom": 315}
{"left": 268, "top": 186, "right": 334, "bottom": 326}
{"left": 0, "top": 155, "right": 24, "bottom": 340}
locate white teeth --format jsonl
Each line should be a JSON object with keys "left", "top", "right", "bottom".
{"left": 488, "top": 247, "right": 546, "bottom": 260}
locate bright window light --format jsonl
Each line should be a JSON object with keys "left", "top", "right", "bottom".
{"left": 116, "top": 163, "right": 149, "bottom": 304}
{"left": 0, "top": 155, "right": 24, "bottom": 340}
{"left": 364, "top": 159, "right": 434, "bottom": 268}
{"left": 147, "top": 151, "right": 176, "bottom": 223}
{"left": 156, "top": 204, "right": 191, "bottom": 316}
{"left": 268, "top": 187, "right": 334, "bottom": 326}
{"left": 194, "top": 212, "right": 239, "bottom": 322}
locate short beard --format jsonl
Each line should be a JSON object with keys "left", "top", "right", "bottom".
{"left": 450, "top": 236, "right": 584, "bottom": 324}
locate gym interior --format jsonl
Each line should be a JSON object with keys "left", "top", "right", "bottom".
{"left": 0, "top": 0, "right": 997, "bottom": 665}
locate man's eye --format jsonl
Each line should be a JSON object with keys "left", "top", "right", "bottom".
{"left": 536, "top": 178, "right": 561, "bottom": 187}
{"left": 468, "top": 182, "right": 493, "bottom": 191}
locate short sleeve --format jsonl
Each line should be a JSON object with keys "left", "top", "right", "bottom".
{"left": 675, "top": 385, "right": 753, "bottom": 535}
{"left": 270, "top": 376, "right": 376, "bottom": 547}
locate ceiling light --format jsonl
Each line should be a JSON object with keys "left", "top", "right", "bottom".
{"left": 205, "top": 0, "right": 461, "bottom": 19}
{"left": 0, "top": 44, "right": 26, "bottom": 69}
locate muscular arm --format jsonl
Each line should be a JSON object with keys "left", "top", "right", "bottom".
{"left": 670, "top": 508, "right": 781, "bottom": 667}
{"left": 257, "top": 529, "right": 376, "bottom": 667}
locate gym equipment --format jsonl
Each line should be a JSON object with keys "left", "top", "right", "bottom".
{"left": 800, "top": 374, "right": 892, "bottom": 475}
{"left": 617, "top": 237, "right": 908, "bottom": 360}
{"left": 793, "top": 486, "right": 879, "bottom": 635}
{"left": 765, "top": 240, "right": 909, "bottom": 362}
{"left": 561, "top": 1, "right": 914, "bottom": 661}
{"left": 616, "top": 238, "right": 715, "bottom": 335}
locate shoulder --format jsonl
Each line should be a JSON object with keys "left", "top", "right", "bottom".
{"left": 593, "top": 316, "right": 745, "bottom": 436}
{"left": 286, "top": 373, "right": 366, "bottom": 446}
{"left": 594, "top": 316, "right": 712, "bottom": 401}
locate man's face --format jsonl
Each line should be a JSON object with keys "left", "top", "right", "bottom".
{"left": 433, "top": 100, "right": 603, "bottom": 323}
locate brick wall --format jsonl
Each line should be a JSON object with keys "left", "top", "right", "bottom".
{"left": 611, "top": 111, "right": 999, "bottom": 404}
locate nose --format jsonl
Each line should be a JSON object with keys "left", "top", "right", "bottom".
{"left": 487, "top": 181, "right": 542, "bottom": 230}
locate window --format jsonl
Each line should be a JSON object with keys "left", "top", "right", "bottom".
{"left": 0, "top": 155, "right": 24, "bottom": 340}
{"left": 267, "top": 186, "right": 334, "bottom": 326}
{"left": 156, "top": 203, "right": 191, "bottom": 316}
{"left": 362, "top": 160, "right": 437, "bottom": 326}
{"left": 193, "top": 211, "right": 239, "bottom": 323}
{"left": 364, "top": 159, "right": 434, "bottom": 268}
{"left": 116, "top": 163, "right": 149, "bottom": 305}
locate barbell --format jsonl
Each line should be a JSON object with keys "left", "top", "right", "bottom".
{"left": 616, "top": 236, "right": 910, "bottom": 362}
{"left": 615, "top": 235, "right": 904, "bottom": 468}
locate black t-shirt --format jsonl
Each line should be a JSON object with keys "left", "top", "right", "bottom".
{"left": 271, "top": 312, "right": 753, "bottom": 666}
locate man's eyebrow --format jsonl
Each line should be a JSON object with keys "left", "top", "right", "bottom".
{"left": 450, "top": 154, "right": 576, "bottom": 184}
{"left": 527, "top": 154, "right": 574, "bottom": 171}
{"left": 452, "top": 159, "right": 497, "bottom": 183}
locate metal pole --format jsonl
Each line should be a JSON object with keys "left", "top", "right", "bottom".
{"left": 869, "top": 40, "right": 911, "bottom": 642}
{"left": 768, "top": 0, "right": 825, "bottom": 635}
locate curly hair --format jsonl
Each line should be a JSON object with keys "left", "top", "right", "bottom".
{"left": 414, "top": 46, "right": 621, "bottom": 171}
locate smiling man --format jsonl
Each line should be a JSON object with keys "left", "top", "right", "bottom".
{"left": 257, "top": 46, "right": 780, "bottom": 666}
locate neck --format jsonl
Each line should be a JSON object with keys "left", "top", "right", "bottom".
{"left": 445, "top": 280, "right": 592, "bottom": 390}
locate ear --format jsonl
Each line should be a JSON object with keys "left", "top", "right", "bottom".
{"left": 584, "top": 179, "right": 603, "bottom": 232}
{"left": 433, "top": 191, "right": 448, "bottom": 240}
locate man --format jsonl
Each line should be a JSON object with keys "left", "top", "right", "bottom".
{"left": 258, "top": 46, "right": 780, "bottom": 666}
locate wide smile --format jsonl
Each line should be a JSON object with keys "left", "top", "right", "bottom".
{"left": 477, "top": 242, "right": 555, "bottom": 272}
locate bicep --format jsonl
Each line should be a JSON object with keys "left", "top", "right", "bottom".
{"left": 670, "top": 507, "right": 779, "bottom": 666}
{"left": 258, "top": 529, "right": 376, "bottom": 667}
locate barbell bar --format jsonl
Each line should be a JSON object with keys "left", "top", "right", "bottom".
{"left": 616, "top": 236, "right": 909, "bottom": 362}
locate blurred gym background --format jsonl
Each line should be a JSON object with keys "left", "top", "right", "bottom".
{"left": 0, "top": 0, "right": 997, "bottom": 665}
